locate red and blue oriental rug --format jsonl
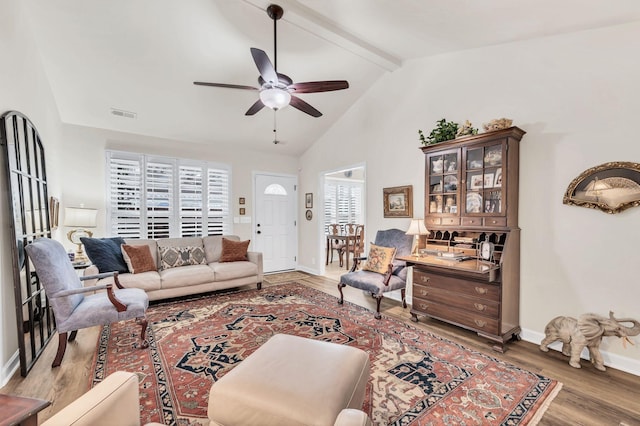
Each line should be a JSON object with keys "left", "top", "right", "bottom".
{"left": 91, "top": 282, "right": 561, "bottom": 425}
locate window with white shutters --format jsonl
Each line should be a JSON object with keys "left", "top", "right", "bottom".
{"left": 323, "top": 179, "right": 363, "bottom": 231}
{"left": 106, "top": 151, "right": 231, "bottom": 238}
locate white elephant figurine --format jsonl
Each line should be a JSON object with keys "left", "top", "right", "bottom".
{"left": 539, "top": 311, "right": 640, "bottom": 371}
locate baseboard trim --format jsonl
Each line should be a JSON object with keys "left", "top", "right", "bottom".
{"left": 296, "top": 265, "right": 319, "bottom": 276}
{"left": 521, "top": 328, "right": 640, "bottom": 376}
{"left": 0, "top": 350, "right": 20, "bottom": 388}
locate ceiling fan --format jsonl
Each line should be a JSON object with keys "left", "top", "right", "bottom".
{"left": 194, "top": 4, "right": 349, "bottom": 118}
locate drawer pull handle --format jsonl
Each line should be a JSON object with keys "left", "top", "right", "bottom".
{"left": 419, "top": 303, "right": 429, "bottom": 310}
{"left": 420, "top": 276, "right": 430, "bottom": 283}
{"left": 420, "top": 290, "right": 428, "bottom": 297}
{"left": 491, "top": 220, "right": 497, "bottom": 224}
{"left": 474, "top": 303, "right": 487, "bottom": 311}
{"left": 474, "top": 287, "right": 488, "bottom": 295}
{"left": 474, "top": 319, "right": 487, "bottom": 328}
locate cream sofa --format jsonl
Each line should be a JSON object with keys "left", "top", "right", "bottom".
{"left": 83, "top": 235, "right": 262, "bottom": 301}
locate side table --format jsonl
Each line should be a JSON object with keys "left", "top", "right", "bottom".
{"left": 0, "top": 394, "right": 51, "bottom": 426}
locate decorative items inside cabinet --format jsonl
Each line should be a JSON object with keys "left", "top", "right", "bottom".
{"left": 427, "top": 150, "right": 459, "bottom": 214}
{"left": 464, "top": 143, "right": 503, "bottom": 215}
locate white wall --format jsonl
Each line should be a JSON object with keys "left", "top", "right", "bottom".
{"left": 0, "top": 0, "right": 64, "bottom": 385}
{"left": 298, "top": 21, "right": 640, "bottom": 374}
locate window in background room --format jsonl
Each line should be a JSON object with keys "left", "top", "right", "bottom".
{"left": 324, "top": 168, "right": 364, "bottom": 231}
{"left": 106, "top": 150, "right": 231, "bottom": 238}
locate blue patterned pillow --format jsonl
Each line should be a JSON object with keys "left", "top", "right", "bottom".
{"left": 81, "top": 237, "right": 128, "bottom": 273}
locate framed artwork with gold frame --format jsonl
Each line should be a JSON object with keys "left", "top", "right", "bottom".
{"left": 383, "top": 185, "right": 413, "bottom": 218}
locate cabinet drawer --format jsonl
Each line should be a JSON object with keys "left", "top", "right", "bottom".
{"left": 413, "top": 270, "right": 500, "bottom": 301}
{"left": 441, "top": 217, "right": 460, "bottom": 226}
{"left": 412, "top": 302, "right": 500, "bottom": 334}
{"left": 413, "top": 285, "right": 499, "bottom": 317}
{"left": 425, "top": 217, "right": 441, "bottom": 226}
{"left": 484, "top": 217, "right": 507, "bottom": 227}
{"left": 461, "top": 217, "right": 482, "bottom": 226}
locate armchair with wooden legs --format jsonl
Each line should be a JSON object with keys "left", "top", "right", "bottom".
{"left": 337, "top": 229, "right": 413, "bottom": 319}
{"left": 25, "top": 238, "right": 149, "bottom": 367}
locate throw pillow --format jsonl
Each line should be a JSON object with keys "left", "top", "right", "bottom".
{"left": 81, "top": 237, "right": 129, "bottom": 274}
{"left": 159, "top": 246, "right": 206, "bottom": 270}
{"left": 362, "top": 244, "right": 397, "bottom": 274}
{"left": 121, "top": 244, "right": 157, "bottom": 274}
{"left": 220, "top": 238, "right": 250, "bottom": 262}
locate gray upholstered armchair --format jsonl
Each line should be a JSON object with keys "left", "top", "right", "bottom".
{"left": 338, "top": 228, "right": 414, "bottom": 319}
{"left": 25, "top": 238, "right": 149, "bottom": 367}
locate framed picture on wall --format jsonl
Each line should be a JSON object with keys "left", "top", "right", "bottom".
{"left": 305, "top": 193, "right": 313, "bottom": 208}
{"left": 383, "top": 185, "right": 413, "bottom": 218}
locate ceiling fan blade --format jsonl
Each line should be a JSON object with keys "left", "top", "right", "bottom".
{"left": 194, "top": 82, "right": 258, "bottom": 91}
{"left": 289, "top": 95, "right": 322, "bottom": 117}
{"left": 250, "top": 48, "right": 278, "bottom": 85}
{"left": 288, "top": 80, "right": 349, "bottom": 94}
{"left": 245, "top": 99, "right": 266, "bottom": 116}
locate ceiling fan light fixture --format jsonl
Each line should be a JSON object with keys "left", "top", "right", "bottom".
{"left": 260, "top": 88, "right": 291, "bottom": 110}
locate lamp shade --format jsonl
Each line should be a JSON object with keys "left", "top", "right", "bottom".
{"left": 406, "top": 218, "right": 429, "bottom": 236}
{"left": 259, "top": 88, "right": 291, "bottom": 110}
{"left": 63, "top": 207, "right": 97, "bottom": 228}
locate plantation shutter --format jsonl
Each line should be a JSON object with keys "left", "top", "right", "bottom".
{"left": 179, "top": 165, "right": 204, "bottom": 237}
{"left": 323, "top": 179, "right": 364, "bottom": 230}
{"left": 324, "top": 181, "right": 338, "bottom": 232}
{"left": 207, "top": 167, "right": 231, "bottom": 235}
{"left": 336, "top": 184, "right": 351, "bottom": 226}
{"left": 107, "top": 153, "right": 142, "bottom": 238}
{"left": 146, "top": 159, "right": 174, "bottom": 239}
{"left": 107, "top": 150, "right": 231, "bottom": 238}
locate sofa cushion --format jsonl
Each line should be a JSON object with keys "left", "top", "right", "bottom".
{"left": 81, "top": 237, "right": 128, "bottom": 273}
{"left": 210, "top": 261, "right": 258, "bottom": 281}
{"left": 204, "top": 235, "right": 232, "bottom": 263}
{"left": 121, "top": 244, "right": 156, "bottom": 274}
{"left": 362, "top": 244, "right": 396, "bottom": 274}
{"left": 159, "top": 246, "right": 206, "bottom": 270}
{"left": 220, "top": 238, "right": 250, "bottom": 262}
{"left": 159, "top": 264, "right": 215, "bottom": 289}
{"left": 124, "top": 239, "right": 158, "bottom": 269}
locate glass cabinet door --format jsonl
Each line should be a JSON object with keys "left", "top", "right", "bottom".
{"left": 464, "top": 143, "right": 503, "bottom": 214}
{"left": 427, "top": 151, "right": 459, "bottom": 214}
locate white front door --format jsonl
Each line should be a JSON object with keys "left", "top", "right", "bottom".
{"left": 254, "top": 173, "right": 297, "bottom": 272}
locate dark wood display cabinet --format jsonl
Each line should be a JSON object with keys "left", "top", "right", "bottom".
{"left": 402, "top": 126, "right": 525, "bottom": 352}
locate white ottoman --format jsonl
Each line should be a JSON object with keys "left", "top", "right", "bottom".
{"left": 208, "top": 334, "right": 370, "bottom": 426}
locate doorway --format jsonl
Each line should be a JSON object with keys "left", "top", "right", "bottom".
{"left": 321, "top": 165, "right": 366, "bottom": 280}
{"left": 253, "top": 173, "right": 298, "bottom": 273}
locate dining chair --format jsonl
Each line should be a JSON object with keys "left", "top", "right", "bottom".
{"left": 327, "top": 223, "right": 344, "bottom": 265}
{"left": 339, "top": 224, "right": 365, "bottom": 268}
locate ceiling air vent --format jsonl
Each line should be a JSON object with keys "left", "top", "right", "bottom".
{"left": 110, "top": 108, "right": 137, "bottom": 119}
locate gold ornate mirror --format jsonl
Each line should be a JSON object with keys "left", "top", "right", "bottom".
{"left": 563, "top": 161, "right": 640, "bottom": 214}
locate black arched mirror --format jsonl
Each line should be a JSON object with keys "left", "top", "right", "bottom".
{"left": 1, "top": 111, "right": 56, "bottom": 376}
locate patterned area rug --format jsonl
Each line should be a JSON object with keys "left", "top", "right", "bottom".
{"left": 91, "top": 283, "right": 561, "bottom": 425}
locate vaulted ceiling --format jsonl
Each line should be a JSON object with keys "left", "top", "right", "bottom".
{"left": 22, "top": 0, "right": 640, "bottom": 155}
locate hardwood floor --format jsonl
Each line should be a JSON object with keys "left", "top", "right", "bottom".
{"left": 2, "top": 271, "right": 639, "bottom": 425}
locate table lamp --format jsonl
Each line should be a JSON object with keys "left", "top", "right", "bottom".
{"left": 64, "top": 206, "right": 97, "bottom": 263}
{"left": 406, "top": 218, "right": 429, "bottom": 257}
